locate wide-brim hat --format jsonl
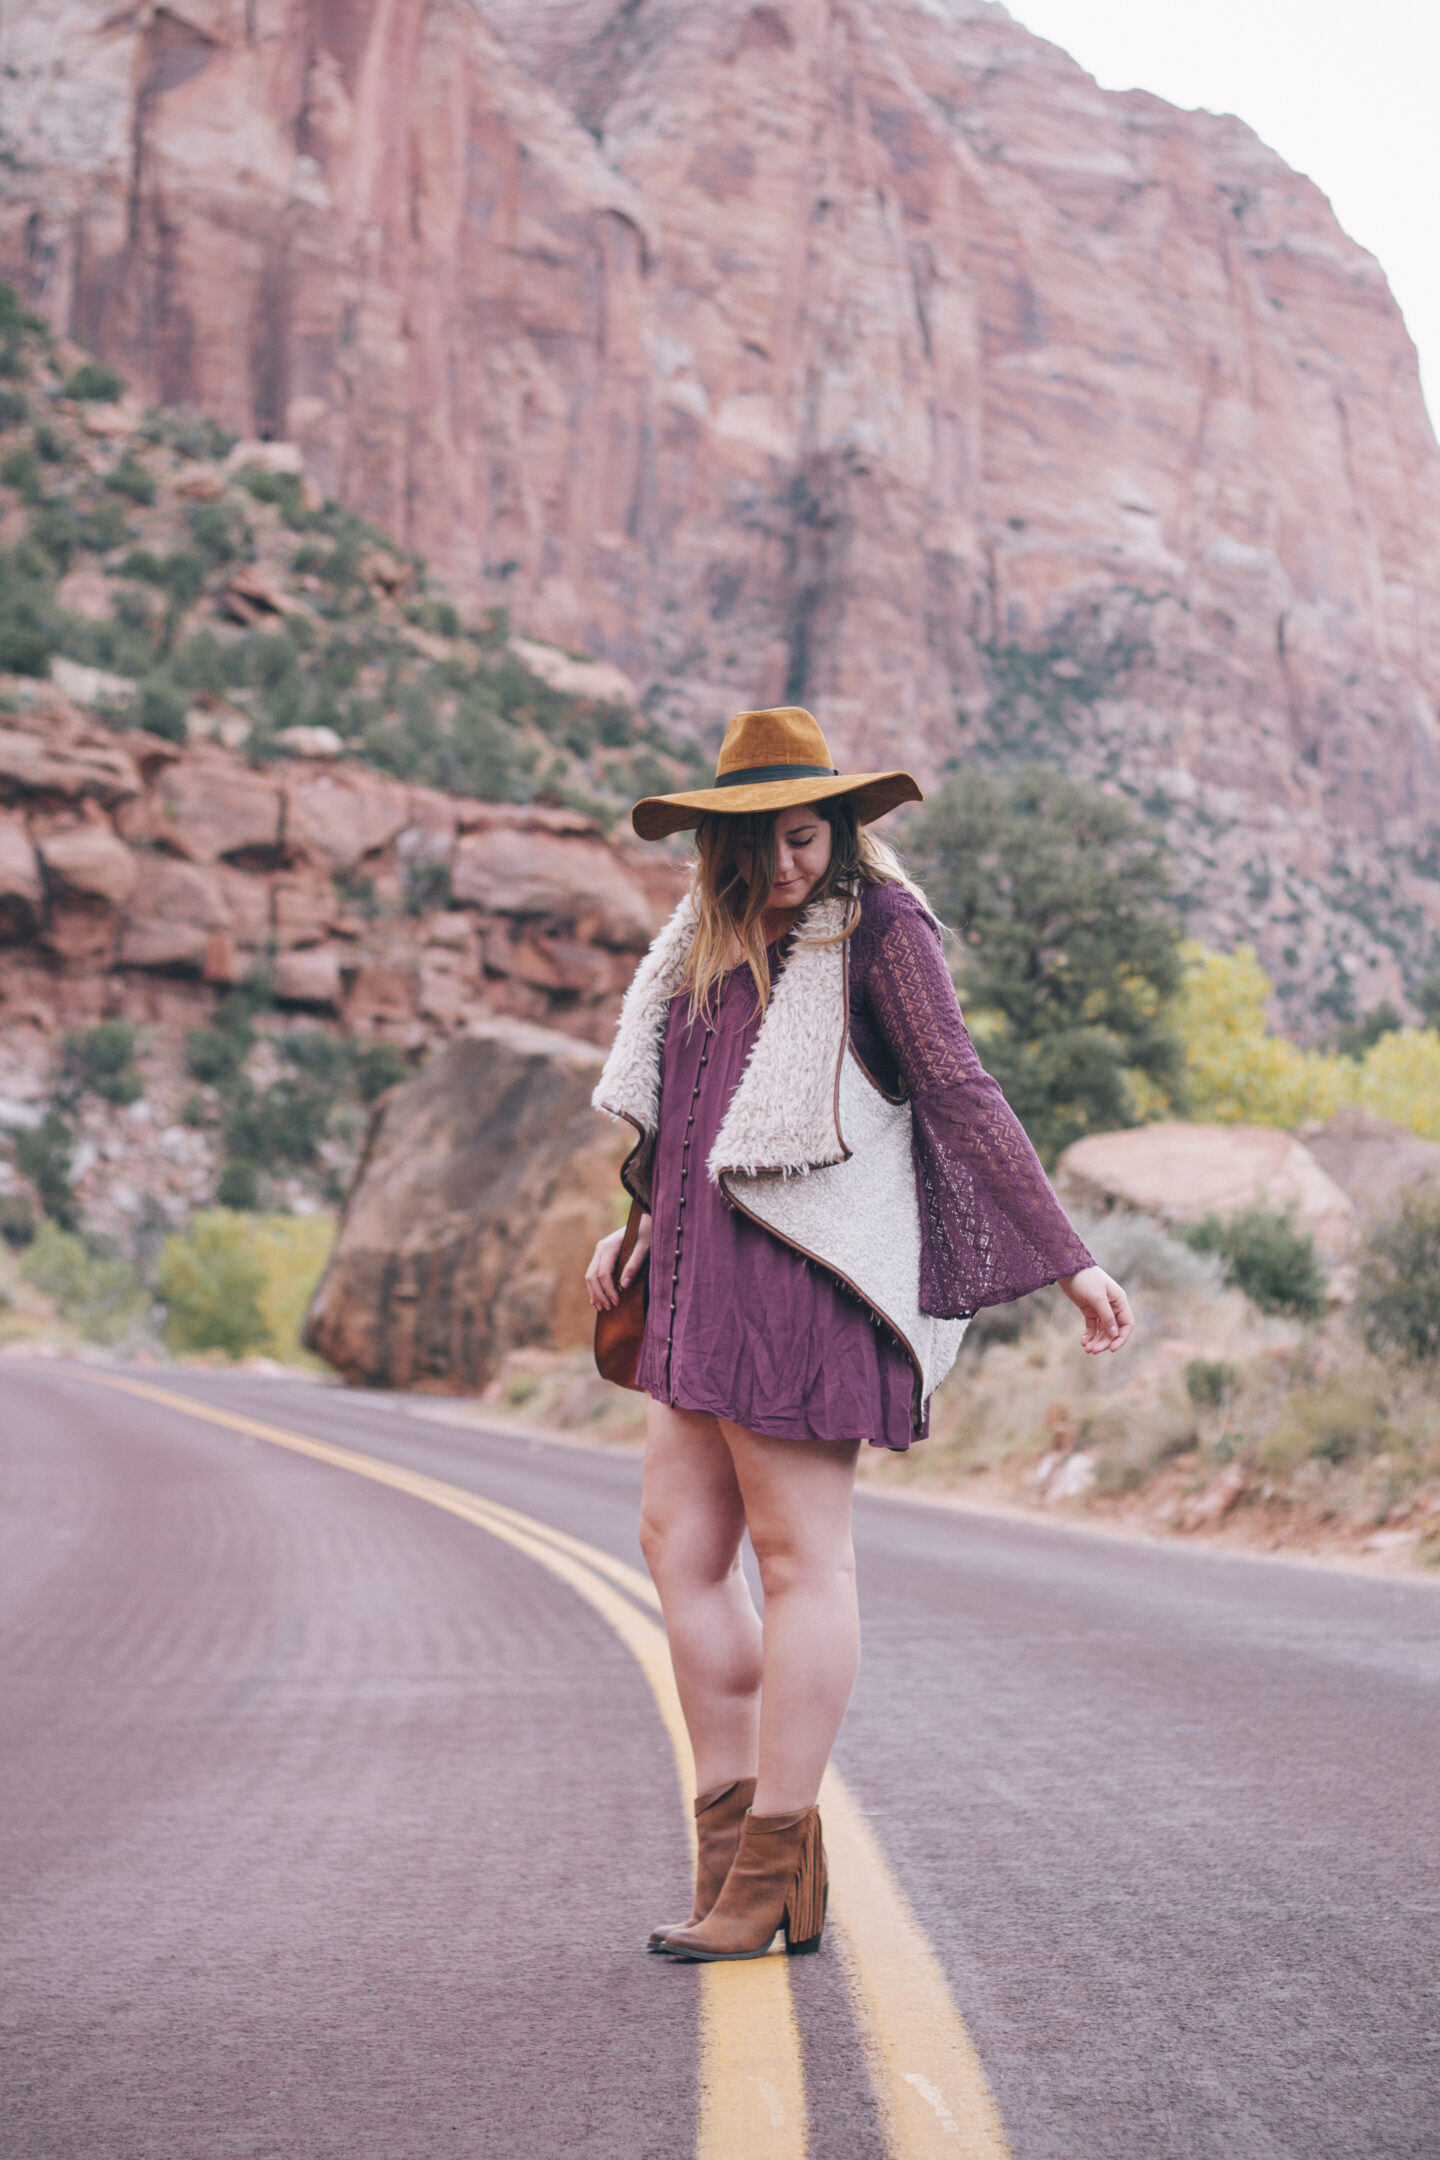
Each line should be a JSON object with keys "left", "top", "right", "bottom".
{"left": 632, "top": 705, "right": 922, "bottom": 841}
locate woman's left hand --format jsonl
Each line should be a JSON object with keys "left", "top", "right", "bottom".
{"left": 1057, "top": 1266, "right": 1134, "bottom": 1354}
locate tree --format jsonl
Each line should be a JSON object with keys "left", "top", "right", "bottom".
{"left": 909, "top": 765, "right": 1183, "bottom": 1161}
{"left": 1354, "top": 1185, "right": 1440, "bottom": 1365}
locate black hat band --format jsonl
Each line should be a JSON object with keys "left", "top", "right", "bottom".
{"left": 713, "top": 762, "right": 839, "bottom": 786}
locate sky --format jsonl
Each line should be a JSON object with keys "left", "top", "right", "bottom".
{"left": 1007, "top": 0, "right": 1440, "bottom": 426}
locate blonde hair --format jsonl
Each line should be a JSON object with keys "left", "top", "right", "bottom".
{"left": 679, "top": 799, "right": 930, "bottom": 1019}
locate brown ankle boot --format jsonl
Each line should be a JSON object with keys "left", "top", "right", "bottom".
{"left": 647, "top": 1777, "right": 757, "bottom": 1951}
{"left": 658, "top": 1806, "right": 827, "bottom": 1962}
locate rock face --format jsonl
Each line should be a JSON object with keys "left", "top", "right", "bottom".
{"left": 0, "top": 685, "right": 674, "bottom": 1052}
{"left": 304, "top": 1018, "right": 626, "bottom": 1389}
{"left": 4, "top": 0, "right": 1439, "bottom": 1020}
{"left": 1054, "top": 1120, "right": 1357, "bottom": 1264}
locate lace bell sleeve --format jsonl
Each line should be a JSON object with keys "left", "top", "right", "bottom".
{"left": 859, "top": 896, "right": 1095, "bottom": 1317}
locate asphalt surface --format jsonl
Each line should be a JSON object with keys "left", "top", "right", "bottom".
{"left": 2, "top": 1361, "right": 1438, "bottom": 2159}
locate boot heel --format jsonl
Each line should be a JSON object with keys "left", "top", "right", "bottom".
{"left": 781, "top": 1819, "right": 828, "bottom": 1953}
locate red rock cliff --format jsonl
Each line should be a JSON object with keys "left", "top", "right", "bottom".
{"left": 3, "top": 0, "right": 1439, "bottom": 1019}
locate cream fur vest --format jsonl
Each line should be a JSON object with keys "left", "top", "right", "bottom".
{"left": 593, "top": 893, "right": 969, "bottom": 1412}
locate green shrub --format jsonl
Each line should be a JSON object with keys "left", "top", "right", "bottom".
{"left": 64, "top": 1021, "right": 143, "bottom": 1106}
{"left": 185, "top": 497, "right": 249, "bottom": 564}
{"left": 64, "top": 360, "right": 127, "bottom": 403}
{"left": 0, "top": 443, "right": 43, "bottom": 501}
{"left": 0, "top": 1194, "right": 37, "bottom": 1249}
{"left": 158, "top": 1211, "right": 268, "bottom": 1357}
{"left": 27, "top": 498, "right": 80, "bottom": 571}
{"left": 184, "top": 1023, "right": 249, "bottom": 1086}
{"left": 223, "top": 1078, "right": 328, "bottom": 1166}
{"left": 235, "top": 464, "right": 311, "bottom": 529}
{"left": 32, "top": 421, "right": 67, "bottom": 464}
{"left": 281, "top": 1031, "right": 354, "bottom": 1088}
{"left": 1354, "top": 1185, "right": 1440, "bottom": 1365}
{"left": 1259, "top": 1391, "right": 1390, "bottom": 1473}
{"left": 355, "top": 1042, "right": 410, "bottom": 1102}
{"left": 0, "top": 595, "right": 55, "bottom": 676}
{"left": 13, "top": 1110, "right": 77, "bottom": 1230}
{"left": 216, "top": 1158, "right": 262, "bottom": 1210}
{"left": 0, "top": 388, "right": 27, "bottom": 429}
{"left": 20, "top": 1221, "right": 149, "bottom": 1343}
{"left": 103, "top": 452, "right": 157, "bottom": 505}
{"left": 1179, "top": 1209, "right": 1327, "bottom": 1319}
{"left": 179, "top": 1091, "right": 210, "bottom": 1128}
{"left": 1185, "top": 1358, "right": 1238, "bottom": 1410}
{"left": 138, "top": 409, "right": 235, "bottom": 462}
{"left": 75, "top": 495, "right": 133, "bottom": 552}
{"left": 118, "top": 547, "right": 206, "bottom": 607}
{"left": 137, "top": 678, "right": 189, "bottom": 742}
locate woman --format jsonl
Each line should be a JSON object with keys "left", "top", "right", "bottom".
{"left": 585, "top": 706, "right": 1132, "bottom": 1964}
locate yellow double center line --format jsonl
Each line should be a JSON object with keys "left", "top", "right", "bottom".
{"left": 83, "top": 1374, "right": 1010, "bottom": 2160}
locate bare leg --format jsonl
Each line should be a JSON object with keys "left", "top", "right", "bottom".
{"left": 720, "top": 1421, "right": 862, "bottom": 1815}
{"left": 639, "top": 1400, "right": 763, "bottom": 1791}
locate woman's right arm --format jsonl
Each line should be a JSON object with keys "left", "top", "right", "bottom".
{"left": 585, "top": 1214, "right": 652, "bottom": 1311}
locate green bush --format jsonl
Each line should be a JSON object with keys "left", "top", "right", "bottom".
{"left": 281, "top": 1031, "right": 354, "bottom": 1088}
{"left": 223, "top": 1079, "right": 329, "bottom": 1167}
{"left": 185, "top": 498, "right": 249, "bottom": 565}
{"left": 355, "top": 1042, "right": 410, "bottom": 1102}
{"left": 118, "top": 547, "right": 207, "bottom": 607}
{"left": 216, "top": 1158, "right": 262, "bottom": 1210}
{"left": 20, "top": 1221, "right": 149, "bottom": 1344}
{"left": 64, "top": 1021, "right": 144, "bottom": 1106}
{"left": 103, "top": 452, "right": 157, "bottom": 505}
{"left": 0, "top": 388, "right": 27, "bottom": 429}
{"left": 27, "top": 498, "right": 80, "bottom": 572}
{"left": 1179, "top": 1209, "right": 1327, "bottom": 1320}
{"left": 158, "top": 1211, "right": 268, "bottom": 1357}
{"left": 235, "top": 464, "right": 311, "bottom": 529}
{"left": 0, "top": 1194, "right": 37, "bottom": 1249}
{"left": 1259, "top": 1391, "right": 1390, "bottom": 1473}
{"left": 137, "top": 678, "right": 189, "bottom": 742}
{"left": 75, "top": 495, "right": 133, "bottom": 553}
{"left": 0, "top": 595, "right": 55, "bottom": 676}
{"left": 13, "top": 1110, "right": 77, "bottom": 1230}
{"left": 0, "top": 443, "right": 43, "bottom": 501}
{"left": 1185, "top": 1357, "right": 1238, "bottom": 1410}
{"left": 32, "top": 421, "right": 67, "bottom": 464}
{"left": 1354, "top": 1185, "right": 1440, "bottom": 1365}
{"left": 64, "top": 360, "right": 127, "bottom": 403}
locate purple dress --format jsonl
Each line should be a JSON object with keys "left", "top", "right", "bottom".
{"left": 633, "top": 883, "right": 1094, "bottom": 1452}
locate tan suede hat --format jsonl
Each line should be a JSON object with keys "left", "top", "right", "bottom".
{"left": 632, "top": 706, "right": 922, "bottom": 841}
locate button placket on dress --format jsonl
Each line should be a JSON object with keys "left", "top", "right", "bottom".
{"left": 663, "top": 1018, "right": 714, "bottom": 1398}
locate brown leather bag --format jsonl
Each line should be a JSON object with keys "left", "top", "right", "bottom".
{"left": 594, "top": 1198, "right": 649, "bottom": 1390}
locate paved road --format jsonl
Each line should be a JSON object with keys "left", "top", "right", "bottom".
{"left": 2, "top": 1362, "right": 1438, "bottom": 2158}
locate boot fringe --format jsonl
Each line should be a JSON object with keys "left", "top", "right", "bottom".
{"left": 783, "top": 1809, "right": 827, "bottom": 1950}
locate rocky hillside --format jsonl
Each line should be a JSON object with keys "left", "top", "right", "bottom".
{"left": 0, "top": 309, "right": 686, "bottom": 1245}
{"left": 3, "top": 0, "right": 1438, "bottom": 1026}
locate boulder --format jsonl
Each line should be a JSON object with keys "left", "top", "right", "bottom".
{"left": 115, "top": 854, "right": 230, "bottom": 971}
{"left": 0, "top": 705, "right": 142, "bottom": 806}
{"left": 1055, "top": 1121, "right": 1357, "bottom": 1263}
{"left": 1296, "top": 1107, "right": 1440, "bottom": 1219}
{"left": 451, "top": 825, "right": 653, "bottom": 948}
{"left": 272, "top": 944, "right": 345, "bottom": 1010}
{"left": 284, "top": 765, "right": 412, "bottom": 875}
{"left": 304, "top": 1017, "right": 628, "bottom": 1389}
{"left": 36, "top": 819, "right": 138, "bottom": 905}
{"left": 0, "top": 812, "right": 43, "bottom": 936}
{"left": 272, "top": 869, "right": 337, "bottom": 949}
{"left": 132, "top": 746, "right": 284, "bottom": 864}
{"left": 508, "top": 636, "right": 637, "bottom": 708}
